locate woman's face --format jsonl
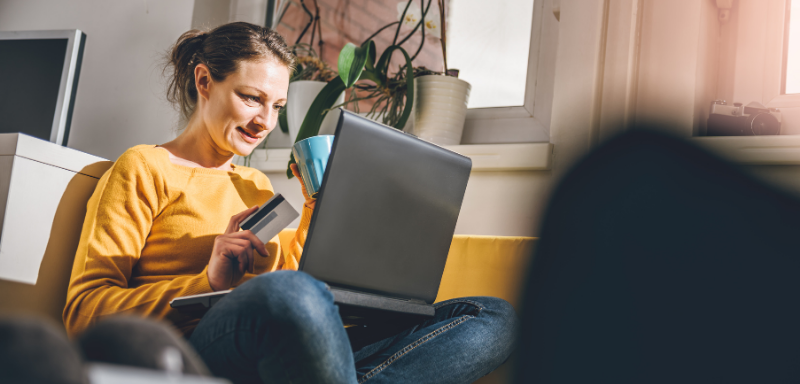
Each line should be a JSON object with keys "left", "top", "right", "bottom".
{"left": 200, "top": 58, "right": 290, "bottom": 157}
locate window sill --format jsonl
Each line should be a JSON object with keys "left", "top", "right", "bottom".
{"left": 246, "top": 143, "right": 554, "bottom": 173}
{"left": 691, "top": 136, "right": 800, "bottom": 165}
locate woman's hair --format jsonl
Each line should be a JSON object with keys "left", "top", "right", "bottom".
{"left": 165, "top": 22, "right": 295, "bottom": 121}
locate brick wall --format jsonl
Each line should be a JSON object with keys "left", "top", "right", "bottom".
{"left": 275, "top": 0, "right": 445, "bottom": 112}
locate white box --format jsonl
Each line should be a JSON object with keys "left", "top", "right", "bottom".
{"left": 0, "top": 134, "right": 111, "bottom": 322}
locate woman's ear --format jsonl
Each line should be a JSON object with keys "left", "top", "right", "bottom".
{"left": 194, "top": 64, "right": 212, "bottom": 101}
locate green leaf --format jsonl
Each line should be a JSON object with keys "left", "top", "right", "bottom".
{"left": 363, "top": 40, "right": 377, "bottom": 71}
{"left": 359, "top": 40, "right": 383, "bottom": 87}
{"left": 375, "top": 48, "right": 394, "bottom": 81}
{"left": 286, "top": 77, "right": 346, "bottom": 178}
{"left": 337, "top": 42, "right": 370, "bottom": 88}
{"left": 358, "top": 69, "right": 382, "bottom": 86}
{"left": 278, "top": 104, "right": 288, "bottom": 134}
{"left": 374, "top": 45, "right": 415, "bottom": 130}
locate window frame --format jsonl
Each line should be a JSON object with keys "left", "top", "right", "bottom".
{"left": 459, "top": 0, "right": 558, "bottom": 144}
{"left": 763, "top": 0, "right": 800, "bottom": 110}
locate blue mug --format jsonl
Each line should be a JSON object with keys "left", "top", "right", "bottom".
{"left": 292, "top": 135, "right": 335, "bottom": 198}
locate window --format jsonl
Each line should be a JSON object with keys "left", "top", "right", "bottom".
{"left": 448, "top": 0, "right": 534, "bottom": 109}
{"left": 784, "top": 0, "right": 800, "bottom": 94}
{"left": 728, "top": 0, "right": 800, "bottom": 134}
{"left": 447, "top": 0, "right": 558, "bottom": 144}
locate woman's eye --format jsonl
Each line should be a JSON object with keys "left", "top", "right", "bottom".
{"left": 274, "top": 104, "right": 285, "bottom": 111}
{"left": 241, "top": 94, "right": 260, "bottom": 104}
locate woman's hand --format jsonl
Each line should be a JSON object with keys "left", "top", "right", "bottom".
{"left": 207, "top": 206, "right": 270, "bottom": 291}
{"left": 290, "top": 163, "right": 316, "bottom": 210}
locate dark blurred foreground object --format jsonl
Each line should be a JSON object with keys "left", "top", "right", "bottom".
{"left": 79, "top": 317, "right": 210, "bottom": 376}
{"left": 0, "top": 316, "right": 87, "bottom": 384}
{"left": 517, "top": 129, "right": 800, "bottom": 383}
{"left": 0, "top": 316, "right": 216, "bottom": 383}
{"left": 705, "top": 100, "right": 781, "bottom": 136}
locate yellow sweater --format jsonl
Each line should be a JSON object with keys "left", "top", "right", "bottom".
{"left": 63, "top": 145, "right": 312, "bottom": 337}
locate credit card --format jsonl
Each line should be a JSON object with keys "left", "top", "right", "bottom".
{"left": 240, "top": 193, "right": 299, "bottom": 243}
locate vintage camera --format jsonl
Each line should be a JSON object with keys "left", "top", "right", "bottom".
{"left": 705, "top": 100, "right": 782, "bottom": 136}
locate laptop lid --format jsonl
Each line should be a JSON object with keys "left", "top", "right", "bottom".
{"left": 298, "top": 110, "right": 472, "bottom": 304}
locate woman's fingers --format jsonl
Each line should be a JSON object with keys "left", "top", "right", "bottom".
{"left": 227, "top": 230, "right": 269, "bottom": 257}
{"left": 214, "top": 206, "right": 271, "bottom": 283}
{"left": 220, "top": 238, "right": 249, "bottom": 257}
{"left": 225, "top": 206, "right": 259, "bottom": 234}
{"left": 246, "top": 246, "right": 254, "bottom": 274}
{"left": 221, "top": 237, "right": 257, "bottom": 274}
{"left": 233, "top": 245, "right": 252, "bottom": 274}
{"left": 209, "top": 232, "right": 257, "bottom": 291}
{"left": 221, "top": 237, "right": 248, "bottom": 259}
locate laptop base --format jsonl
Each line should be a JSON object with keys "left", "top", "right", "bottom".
{"left": 331, "top": 287, "right": 434, "bottom": 325}
{"left": 171, "top": 287, "right": 436, "bottom": 324}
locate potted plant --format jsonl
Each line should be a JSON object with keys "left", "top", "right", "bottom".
{"left": 285, "top": 43, "right": 342, "bottom": 140}
{"left": 286, "top": 0, "right": 439, "bottom": 177}
{"left": 282, "top": 1, "right": 342, "bottom": 141}
{"left": 411, "top": 0, "right": 472, "bottom": 146}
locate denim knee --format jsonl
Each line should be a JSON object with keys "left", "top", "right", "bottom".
{"left": 190, "top": 271, "right": 356, "bottom": 383}
{"left": 237, "top": 270, "right": 335, "bottom": 326}
{"left": 488, "top": 297, "right": 519, "bottom": 361}
{"left": 457, "top": 296, "right": 519, "bottom": 368}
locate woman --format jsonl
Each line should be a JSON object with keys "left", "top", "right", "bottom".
{"left": 63, "top": 22, "right": 516, "bottom": 384}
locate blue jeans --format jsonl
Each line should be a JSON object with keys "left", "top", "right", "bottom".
{"left": 189, "top": 270, "right": 517, "bottom": 384}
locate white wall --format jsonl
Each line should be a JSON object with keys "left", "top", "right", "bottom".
{"left": 192, "top": 0, "right": 269, "bottom": 30}
{"left": 0, "top": 0, "right": 195, "bottom": 160}
{"left": 635, "top": 0, "right": 720, "bottom": 137}
{"left": 548, "top": 0, "right": 608, "bottom": 179}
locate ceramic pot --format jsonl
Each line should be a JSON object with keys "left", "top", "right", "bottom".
{"left": 412, "top": 75, "right": 471, "bottom": 145}
{"left": 287, "top": 80, "right": 345, "bottom": 141}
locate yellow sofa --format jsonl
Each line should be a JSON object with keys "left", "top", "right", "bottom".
{"left": 1, "top": 211, "right": 535, "bottom": 384}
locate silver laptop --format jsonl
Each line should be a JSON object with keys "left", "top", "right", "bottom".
{"left": 172, "top": 110, "right": 472, "bottom": 320}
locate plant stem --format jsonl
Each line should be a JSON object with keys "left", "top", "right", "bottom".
{"left": 314, "top": 0, "right": 324, "bottom": 58}
{"left": 295, "top": 0, "right": 315, "bottom": 45}
{"left": 362, "top": 21, "right": 400, "bottom": 45}
{"left": 410, "top": 14, "right": 426, "bottom": 61}
{"left": 394, "top": 1, "right": 414, "bottom": 45}
{"left": 439, "top": 0, "right": 447, "bottom": 73}
{"left": 309, "top": 0, "right": 318, "bottom": 48}
{"left": 396, "top": 0, "right": 432, "bottom": 46}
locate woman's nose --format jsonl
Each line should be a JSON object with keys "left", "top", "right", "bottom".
{"left": 253, "top": 109, "right": 275, "bottom": 131}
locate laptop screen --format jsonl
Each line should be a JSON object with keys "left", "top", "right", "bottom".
{"left": 299, "top": 111, "right": 472, "bottom": 304}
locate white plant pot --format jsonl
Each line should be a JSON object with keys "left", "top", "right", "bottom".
{"left": 412, "top": 75, "right": 471, "bottom": 145}
{"left": 287, "top": 80, "right": 345, "bottom": 141}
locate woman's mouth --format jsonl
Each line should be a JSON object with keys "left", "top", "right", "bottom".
{"left": 237, "top": 127, "right": 259, "bottom": 144}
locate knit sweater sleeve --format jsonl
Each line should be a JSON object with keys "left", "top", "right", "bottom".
{"left": 63, "top": 150, "right": 212, "bottom": 337}
{"left": 281, "top": 201, "right": 314, "bottom": 270}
